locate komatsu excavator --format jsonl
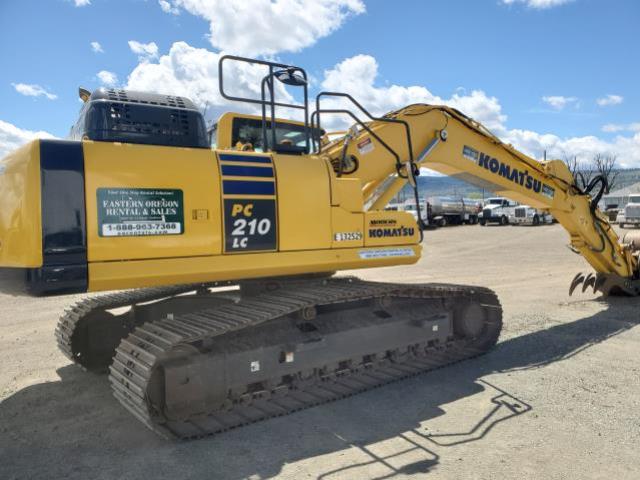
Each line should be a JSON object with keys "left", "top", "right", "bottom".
{"left": 1, "top": 56, "right": 638, "bottom": 439}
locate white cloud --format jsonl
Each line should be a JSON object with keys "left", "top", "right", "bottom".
{"left": 126, "top": 41, "right": 296, "bottom": 120}
{"left": 501, "top": 0, "right": 574, "bottom": 8}
{"left": 97, "top": 70, "right": 118, "bottom": 86}
{"left": 503, "top": 129, "right": 640, "bottom": 168}
{"left": 0, "top": 120, "right": 55, "bottom": 159}
{"left": 128, "top": 40, "right": 159, "bottom": 61}
{"left": 90, "top": 41, "right": 103, "bottom": 53}
{"left": 159, "top": 0, "right": 180, "bottom": 14}
{"left": 602, "top": 123, "right": 640, "bottom": 133}
{"left": 159, "top": 0, "right": 365, "bottom": 56}
{"left": 542, "top": 95, "right": 578, "bottom": 110}
{"left": 319, "top": 54, "right": 640, "bottom": 168}
{"left": 596, "top": 94, "right": 623, "bottom": 107}
{"left": 12, "top": 83, "right": 57, "bottom": 100}
{"left": 123, "top": 43, "right": 640, "bottom": 168}
{"left": 320, "top": 54, "right": 506, "bottom": 131}
{"left": 74, "top": 0, "right": 91, "bottom": 6}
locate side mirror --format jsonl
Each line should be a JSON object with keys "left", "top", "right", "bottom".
{"left": 274, "top": 68, "right": 307, "bottom": 87}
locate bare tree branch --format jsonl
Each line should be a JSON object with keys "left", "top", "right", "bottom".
{"left": 564, "top": 154, "right": 579, "bottom": 178}
{"left": 563, "top": 154, "right": 594, "bottom": 190}
{"left": 592, "top": 154, "right": 619, "bottom": 192}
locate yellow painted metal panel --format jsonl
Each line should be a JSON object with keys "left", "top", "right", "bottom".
{"left": 88, "top": 245, "right": 420, "bottom": 292}
{"left": 334, "top": 178, "right": 363, "bottom": 212}
{"left": 219, "top": 159, "right": 274, "bottom": 169}
{"left": 0, "top": 140, "right": 43, "bottom": 267}
{"left": 325, "top": 159, "right": 341, "bottom": 206}
{"left": 273, "top": 154, "right": 332, "bottom": 251}
{"left": 83, "top": 141, "right": 221, "bottom": 262}
{"left": 331, "top": 207, "right": 364, "bottom": 248}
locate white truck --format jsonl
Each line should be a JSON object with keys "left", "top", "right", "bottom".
{"left": 403, "top": 201, "right": 428, "bottom": 227}
{"left": 428, "top": 196, "right": 481, "bottom": 227}
{"left": 616, "top": 194, "right": 640, "bottom": 228}
{"left": 479, "top": 197, "right": 519, "bottom": 226}
{"left": 509, "top": 205, "right": 553, "bottom": 226}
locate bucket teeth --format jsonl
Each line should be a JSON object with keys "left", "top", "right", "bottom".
{"left": 573, "top": 272, "right": 639, "bottom": 297}
{"left": 593, "top": 274, "right": 607, "bottom": 293}
{"left": 582, "top": 273, "right": 596, "bottom": 293}
{"left": 569, "top": 273, "right": 585, "bottom": 296}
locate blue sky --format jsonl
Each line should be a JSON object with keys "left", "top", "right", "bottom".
{"left": 0, "top": 0, "right": 638, "bottom": 165}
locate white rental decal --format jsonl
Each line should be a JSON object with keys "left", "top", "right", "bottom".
{"left": 97, "top": 188, "right": 184, "bottom": 237}
{"left": 359, "top": 248, "right": 415, "bottom": 259}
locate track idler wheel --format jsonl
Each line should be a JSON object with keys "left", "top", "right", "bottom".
{"left": 453, "top": 302, "right": 487, "bottom": 339}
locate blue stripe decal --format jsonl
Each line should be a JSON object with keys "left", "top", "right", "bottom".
{"left": 219, "top": 153, "right": 272, "bottom": 164}
{"left": 221, "top": 165, "right": 274, "bottom": 178}
{"left": 223, "top": 180, "right": 275, "bottom": 196}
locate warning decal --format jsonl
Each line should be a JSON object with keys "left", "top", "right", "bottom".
{"left": 97, "top": 188, "right": 184, "bottom": 237}
{"left": 357, "top": 137, "right": 374, "bottom": 155}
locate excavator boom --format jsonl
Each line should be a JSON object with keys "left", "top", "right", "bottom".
{"left": 317, "top": 102, "right": 639, "bottom": 294}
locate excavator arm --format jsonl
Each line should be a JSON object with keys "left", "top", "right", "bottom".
{"left": 319, "top": 103, "right": 640, "bottom": 295}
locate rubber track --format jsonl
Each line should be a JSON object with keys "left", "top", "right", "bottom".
{"left": 55, "top": 283, "right": 222, "bottom": 369}
{"left": 109, "top": 279, "right": 502, "bottom": 440}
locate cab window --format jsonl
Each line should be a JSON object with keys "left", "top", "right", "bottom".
{"left": 208, "top": 124, "right": 218, "bottom": 149}
{"left": 231, "top": 117, "right": 323, "bottom": 154}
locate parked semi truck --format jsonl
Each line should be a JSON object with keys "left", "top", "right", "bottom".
{"left": 509, "top": 205, "right": 553, "bottom": 226}
{"left": 402, "top": 200, "right": 428, "bottom": 227}
{"left": 479, "top": 197, "right": 519, "bottom": 225}
{"left": 617, "top": 194, "right": 640, "bottom": 228}
{"left": 402, "top": 196, "right": 479, "bottom": 228}
{"left": 428, "top": 196, "right": 481, "bottom": 226}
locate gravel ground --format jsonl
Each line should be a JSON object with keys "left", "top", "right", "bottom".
{"left": 1, "top": 223, "right": 638, "bottom": 480}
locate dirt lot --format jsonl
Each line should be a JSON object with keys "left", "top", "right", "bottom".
{"left": 1, "top": 223, "right": 638, "bottom": 480}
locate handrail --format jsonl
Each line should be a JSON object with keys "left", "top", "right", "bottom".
{"left": 218, "top": 55, "right": 307, "bottom": 110}
{"left": 219, "top": 55, "right": 310, "bottom": 153}
{"left": 310, "top": 109, "right": 401, "bottom": 171}
{"left": 312, "top": 92, "right": 415, "bottom": 169}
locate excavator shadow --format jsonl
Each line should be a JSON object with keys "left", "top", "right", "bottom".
{"left": 0, "top": 298, "right": 637, "bottom": 480}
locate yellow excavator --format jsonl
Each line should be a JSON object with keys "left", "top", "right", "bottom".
{"left": 0, "top": 55, "right": 638, "bottom": 439}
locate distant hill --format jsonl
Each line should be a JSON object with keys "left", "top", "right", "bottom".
{"left": 609, "top": 169, "right": 640, "bottom": 192}
{"left": 392, "top": 168, "right": 640, "bottom": 203}
{"left": 395, "top": 175, "right": 492, "bottom": 202}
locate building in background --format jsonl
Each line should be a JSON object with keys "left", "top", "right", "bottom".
{"left": 602, "top": 181, "right": 640, "bottom": 209}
